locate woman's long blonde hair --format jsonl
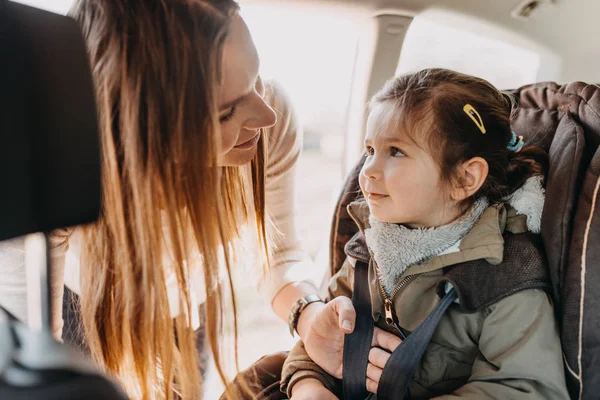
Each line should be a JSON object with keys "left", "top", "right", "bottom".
{"left": 69, "top": 1, "right": 269, "bottom": 398}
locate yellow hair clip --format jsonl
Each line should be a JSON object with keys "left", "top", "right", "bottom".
{"left": 463, "top": 104, "right": 486, "bottom": 134}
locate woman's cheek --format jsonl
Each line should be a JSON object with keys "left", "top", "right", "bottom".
{"left": 219, "top": 125, "right": 239, "bottom": 152}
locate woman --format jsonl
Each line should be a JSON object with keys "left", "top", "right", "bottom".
{"left": 0, "top": 1, "right": 399, "bottom": 399}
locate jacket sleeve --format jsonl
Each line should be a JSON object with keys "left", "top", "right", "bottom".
{"left": 433, "top": 289, "right": 570, "bottom": 400}
{"left": 280, "top": 256, "right": 356, "bottom": 397}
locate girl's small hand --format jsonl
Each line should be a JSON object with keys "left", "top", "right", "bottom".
{"left": 290, "top": 379, "right": 339, "bottom": 400}
{"left": 366, "top": 328, "right": 402, "bottom": 394}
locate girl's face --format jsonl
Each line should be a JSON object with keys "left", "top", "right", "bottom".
{"left": 216, "top": 15, "right": 277, "bottom": 166}
{"left": 359, "top": 103, "right": 461, "bottom": 228}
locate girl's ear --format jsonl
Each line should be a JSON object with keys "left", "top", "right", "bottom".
{"left": 451, "top": 157, "right": 489, "bottom": 201}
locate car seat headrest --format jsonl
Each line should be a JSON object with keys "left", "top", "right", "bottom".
{"left": 0, "top": 1, "right": 101, "bottom": 241}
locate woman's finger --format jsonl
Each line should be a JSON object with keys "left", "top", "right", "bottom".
{"left": 330, "top": 296, "right": 356, "bottom": 333}
{"left": 371, "top": 327, "right": 402, "bottom": 352}
{"left": 366, "top": 377, "right": 379, "bottom": 394}
{"left": 368, "top": 347, "right": 391, "bottom": 369}
{"left": 366, "top": 362, "right": 383, "bottom": 383}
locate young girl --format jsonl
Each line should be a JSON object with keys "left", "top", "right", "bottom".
{"left": 280, "top": 69, "right": 569, "bottom": 400}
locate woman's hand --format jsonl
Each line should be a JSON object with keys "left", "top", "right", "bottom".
{"left": 300, "top": 297, "right": 356, "bottom": 378}
{"left": 300, "top": 296, "right": 402, "bottom": 382}
{"left": 290, "top": 379, "right": 339, "bottom": 400}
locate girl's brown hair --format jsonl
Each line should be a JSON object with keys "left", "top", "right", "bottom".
{"left": 372, "top": 68, "right": 548, "bottom": 211}
{"left": 69, "top": 0, "right": 268, "bottom": 398}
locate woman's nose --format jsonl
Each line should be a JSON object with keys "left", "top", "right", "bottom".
{"left": 244, "top": 97, "right": 277, "bottom": 131}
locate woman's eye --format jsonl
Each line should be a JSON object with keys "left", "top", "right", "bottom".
{"left": 219, "top": 106, "right": 236, "bottom": 123}
{"left": 391, "top": 147, "right": 405, "bottom": 157}
{"left": 365, "top": 146, "right": 374, "bottom": 156}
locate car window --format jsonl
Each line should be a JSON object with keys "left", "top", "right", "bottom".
{"left": 397, "top": 16, "right": 541, "bottom": 89}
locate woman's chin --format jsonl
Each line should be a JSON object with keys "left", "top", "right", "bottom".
{"left": 218, "top": 146, "right": 258, "bottom": 166}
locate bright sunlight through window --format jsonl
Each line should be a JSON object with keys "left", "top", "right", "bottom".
{"left": 397, "top": 17, "right": 541, "bottom": 90}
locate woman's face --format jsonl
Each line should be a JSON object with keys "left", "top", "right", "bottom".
{"left": 216, "top": 15, "right": 277, "bottom": 166}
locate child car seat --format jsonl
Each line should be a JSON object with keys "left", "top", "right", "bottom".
{"left": 330, "top": 81, "right": 600, "bottom": 400}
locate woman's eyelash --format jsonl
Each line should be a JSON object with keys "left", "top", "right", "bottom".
{"left": 219, "top": 106, "right": 237, "bottom": 123}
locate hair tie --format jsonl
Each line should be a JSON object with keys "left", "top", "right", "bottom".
{"left": 507, "top": 131, "right": 524, "bottom": 152}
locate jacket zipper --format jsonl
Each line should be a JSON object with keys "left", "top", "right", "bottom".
{"left": 380, "top": 275, "right": 416, "bottom": 340}
{"left": 347, "top": 206, "right": 418, "bottom": 340}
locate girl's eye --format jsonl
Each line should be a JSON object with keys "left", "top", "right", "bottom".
{"left": 365, "top": 146, "right": 374, "bottom": 156}
{"left": 391, "top": 147, "right": 405, "bottom": 157}
{"left": 219, "top": 106, "right": 236, "bottom": 123}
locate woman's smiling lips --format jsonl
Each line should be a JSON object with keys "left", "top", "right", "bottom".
{"left": 234, "top": 131, "right": 261, "bottom": 150}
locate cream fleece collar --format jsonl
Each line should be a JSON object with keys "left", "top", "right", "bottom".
{"left": 365, "top": 175, "right": 545, "bottom": 296}
{"left": 365, "top": 198, "right": 489, "bottom": 295}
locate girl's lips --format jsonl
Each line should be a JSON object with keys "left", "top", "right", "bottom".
{"left": 367, "top": 192, "right": 388, "bottom": 200}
